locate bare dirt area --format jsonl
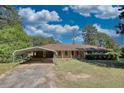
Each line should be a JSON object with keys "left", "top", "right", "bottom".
{"left": 0, "top": 63, "right": 59, "bottom": 88}
{"left": 65, "top": 72, "right": 91, "bottom": 81}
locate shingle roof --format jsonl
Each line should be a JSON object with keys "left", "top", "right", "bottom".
{"left": 42, "top": 44, "right": 109, "bottom": 51}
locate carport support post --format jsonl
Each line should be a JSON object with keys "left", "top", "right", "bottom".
{"left": 53, "top": 53, "right": 56, "bottom": 65}
{"left": 53, "top": 54, "right": 55, "bottom": 64}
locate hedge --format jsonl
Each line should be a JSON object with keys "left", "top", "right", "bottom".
{"left": 85, "top": 60, "right": 124, "bottom": 68}
{"left": 85, "top": 53, "right": 118, "bottom": 60}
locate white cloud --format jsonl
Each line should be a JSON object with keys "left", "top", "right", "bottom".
{"left": 54, "top": 39, "right": 63, "bottom": 43}
{"left": 70, "top": 5, "right": 120, "bottom": 19}
{"left": 93, "top": 24, "right": 117, "bottom": 37}
{"left": 74, "top": 35, "right": 84, "bottom": 43}
{"left": 18, "top": 7, "right": 80, "bottom": 38}
{"left": 24, "top": 25, "right": 53, "bottom": 37}
{"left": 18, "top": 7, "right": 61, "bottom": 25}
{"left": 43, "top": 24, "right": 79, "bottom": 33}
{"left": 62, "top": 7, "right": 69, "bottom": 11}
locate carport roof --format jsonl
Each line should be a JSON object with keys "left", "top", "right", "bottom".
{"left": 13, "top": 46, "right": 57, "bottom": 56}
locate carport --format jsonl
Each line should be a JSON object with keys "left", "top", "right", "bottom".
{"left": 12, "top": 46, "right": 57, "bottom": 63}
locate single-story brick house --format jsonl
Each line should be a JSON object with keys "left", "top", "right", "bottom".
{"left": 13, "top": 44, "right": 110, "bottom": 63}
{"left": 42, "top": 44, "right": 110, "bottom": 58}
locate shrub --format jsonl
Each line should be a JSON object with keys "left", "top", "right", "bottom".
{"left": 85, "top": 59, "right": 124, "bottom": 68}
{"left": 85, "top": 52, "right": 118, "bottom": 60}
{"left": 106, "top": 52, "right": 119, "bottom": 61}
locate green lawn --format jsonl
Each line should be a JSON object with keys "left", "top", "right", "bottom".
{"left": 55, "top": 59, "right": 124, "bottom": 88}
{"left": 0, "top": 63, "right": 17, "bottom": 75}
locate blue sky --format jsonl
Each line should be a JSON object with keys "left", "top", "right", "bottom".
{"left": 16, "top": 5, "right": 124, "bottom": 46}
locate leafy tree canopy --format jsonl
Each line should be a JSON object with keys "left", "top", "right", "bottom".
{"left": 82, "top": 25, "right": 119, "bottom": 50}
{"left": 32, "top": 35, "right": 60, "bottom": 46}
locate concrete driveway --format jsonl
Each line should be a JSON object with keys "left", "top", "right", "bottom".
{"left": 0, "top": 63, "right": 58, "bottom": 88}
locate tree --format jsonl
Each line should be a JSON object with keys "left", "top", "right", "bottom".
{"left": 116, "top": 5, "right": 124, "bottom": 34}
{"left": 0, "top": 6, "right": 20, "bottom": 28}
{"left": 0, "top": 6, "right": 32, "bottom": 63}
{"left": 120, "top": 48, "right": 124, "bottom": 58}
{"left": 82, "top": 25, "right": 97, "bottom": 45}
{"left": 82, "top": 25, "right": 119, "bottom": 50}
{"left": 32, "top": 35, "right": 60, "bottom": 46}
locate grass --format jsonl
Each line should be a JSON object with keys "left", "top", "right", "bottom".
{"left": 55, "top": 58, "right": 124, "bottom": 88}
{"left": 0, "top": 63, "right": 17, "bottom": 75}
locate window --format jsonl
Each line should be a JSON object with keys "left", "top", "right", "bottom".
{"left": 76, "top": 51, "right": 79, "bottom": 56}
{"left": 72, "top": 51, "right": 74, "bottom": 56}
{"left": 58, "top": 51, "right": 61, "bottom": 56}
{"left": 87, "top": 51, "right": 92, "bottom": 54}
{"left": 65, "top": 51, "right": 68, "bottom": 56}
{"left": 43, "top": 51, "right": 46, "bottom": 57}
